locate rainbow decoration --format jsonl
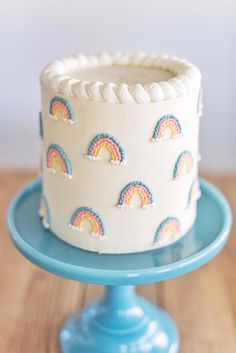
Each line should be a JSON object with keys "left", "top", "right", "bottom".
{"left": 154, "top": 217, "right": 181, "bottom": 244}
{"left": 39, "top": 195, "right": 51, "bottom": 229}
{"left": 187, "top": 179, "right": 201, "bottom": 207}
{"left": 152, "top": 115, "right": 182, "bottom": 142}
{"left": 173, "top": 150, "right": 193, "bottom": 179}
{"left": 69, "top": 207, "right": 105, "bottom": 238}
{"left": 39, "top": 112, "right": 43, "bottom": 139}
{"left": 117, "top": 181, "right": 154, "bottom": 209}
{"left": 86, "top": 133, "right": 126, "bottom": 165}
{"left": 39, "top": 154, "right": 43, "bottom": 175}
{"left": 197, "top": 88, "right": 203, "bottom": 117}
{"left": 49, "top": 96, "right": 74, "bottom": 124}
{"left": 47, "top": 144, "right": 72, "bottom": 179}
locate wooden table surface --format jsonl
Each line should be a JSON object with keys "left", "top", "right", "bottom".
{"left": 0, "top": 171, "right": 236, "bottom": 353}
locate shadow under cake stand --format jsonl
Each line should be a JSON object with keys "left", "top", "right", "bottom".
{"left": 7, "top": 178, "right": 232, "bottom": 353}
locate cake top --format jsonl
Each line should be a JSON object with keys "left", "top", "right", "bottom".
{"left": 40, "top": 53, "right": 201, "bottom": 104}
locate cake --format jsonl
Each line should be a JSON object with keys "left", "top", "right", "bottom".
{"left": 39, "top": 53, "right": 202, "bottom": 254}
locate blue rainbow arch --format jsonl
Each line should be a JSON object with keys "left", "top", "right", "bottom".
{"left": 39, "top": 112, "right": 43, "bottom": 139}
{"left": 154, "top": 217, "right": 181, "bottom": 244}
{"left": 39, "top": 195, "right": 51, "bottom": 229}
{"left": 47, "top": 144, "right": 72, "bottom": 178}
{"left": 117, "top": 181, "right": 154, "bottom": 208}
{"left": 152, "top": 114, "right": 182, "bottom": 142}
{"left": 49, "top": 96, "right": 74, "bottom": 124}
{"left": 187, "top": 178, "right": 201, "bottom": 206}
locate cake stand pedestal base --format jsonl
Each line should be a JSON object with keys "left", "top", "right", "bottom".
{"left": 60, "top": 285, "right": 179, "bottom": 353}
{"left": 8, "top": 178, "right": 232, "bottom": 353}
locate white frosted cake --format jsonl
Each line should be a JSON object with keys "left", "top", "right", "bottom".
{"left": 39, "top": 53, "right": 202, "bottom": 254}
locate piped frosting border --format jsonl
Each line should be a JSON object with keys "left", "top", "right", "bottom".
{"left": 40, "top": 52, "right": 201, "bottom": 104}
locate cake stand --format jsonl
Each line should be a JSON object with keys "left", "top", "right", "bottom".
{"left": 7, "top": 178, "right": 232, "bottom": 353}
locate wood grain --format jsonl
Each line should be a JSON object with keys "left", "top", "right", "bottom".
{"left": 0, "top": 171, "right": 235, "bottom": 353}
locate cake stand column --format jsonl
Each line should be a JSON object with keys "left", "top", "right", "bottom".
{"left": 60, "top": 284, "right": 179, "bottom": 353}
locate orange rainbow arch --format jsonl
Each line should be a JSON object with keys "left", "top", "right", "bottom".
{"left": 86, "top": 134, "right": 126, "bottom": 165}
{"left": 118, "top": 181, "right": 154, "bottom": 209}
{"left": 47, "top": 144, "right": 72, "bottom": 179}
{"left": 154, "top": 217, "right": 181, "bottom": 244}
{"left": 39, "top": 112, "right": 43, "bottom": 139}
{"left": 49, "top": 96, "right": 74, "bottom": 124}
{"left": 173, "top": 150, "right": 193, "bottom": 179}
{"left": 39, "top": 195, "right": 51, "bottom": 229}
{"left": 187, "top": 179, "right": 201, "bottom": 206}
{"left": 69, "top": 207, "right": 105, "bottom": 238}
{"left": 152, "top": 114, "right": 182, "bottom": 142}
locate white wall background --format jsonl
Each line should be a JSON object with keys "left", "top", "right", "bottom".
{"left": 1, "top": 0, "right": 235, "bottom": 171}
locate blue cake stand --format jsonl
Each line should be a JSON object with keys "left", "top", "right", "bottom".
{"left": 7, "top": 178, "right": 232, "bottom": 353}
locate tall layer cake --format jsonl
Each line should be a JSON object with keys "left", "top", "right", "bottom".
{"left": 39, "top": 53, "right": 202, "bottom": 254}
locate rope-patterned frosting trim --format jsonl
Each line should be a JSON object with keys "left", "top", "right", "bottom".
{"left": 40, "top": 53, "right": 201, "bottom": 104}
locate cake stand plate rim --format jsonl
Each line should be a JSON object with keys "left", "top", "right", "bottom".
{"left": 7, "top": 177, "right": 232, "bottom": 285}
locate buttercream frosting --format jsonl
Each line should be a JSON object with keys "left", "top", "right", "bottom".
{"left": 40, "top": 53, "right": 201, "bottom": 104}
{"left": 39, "top": 52, "right": 202, "bottom": 254}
